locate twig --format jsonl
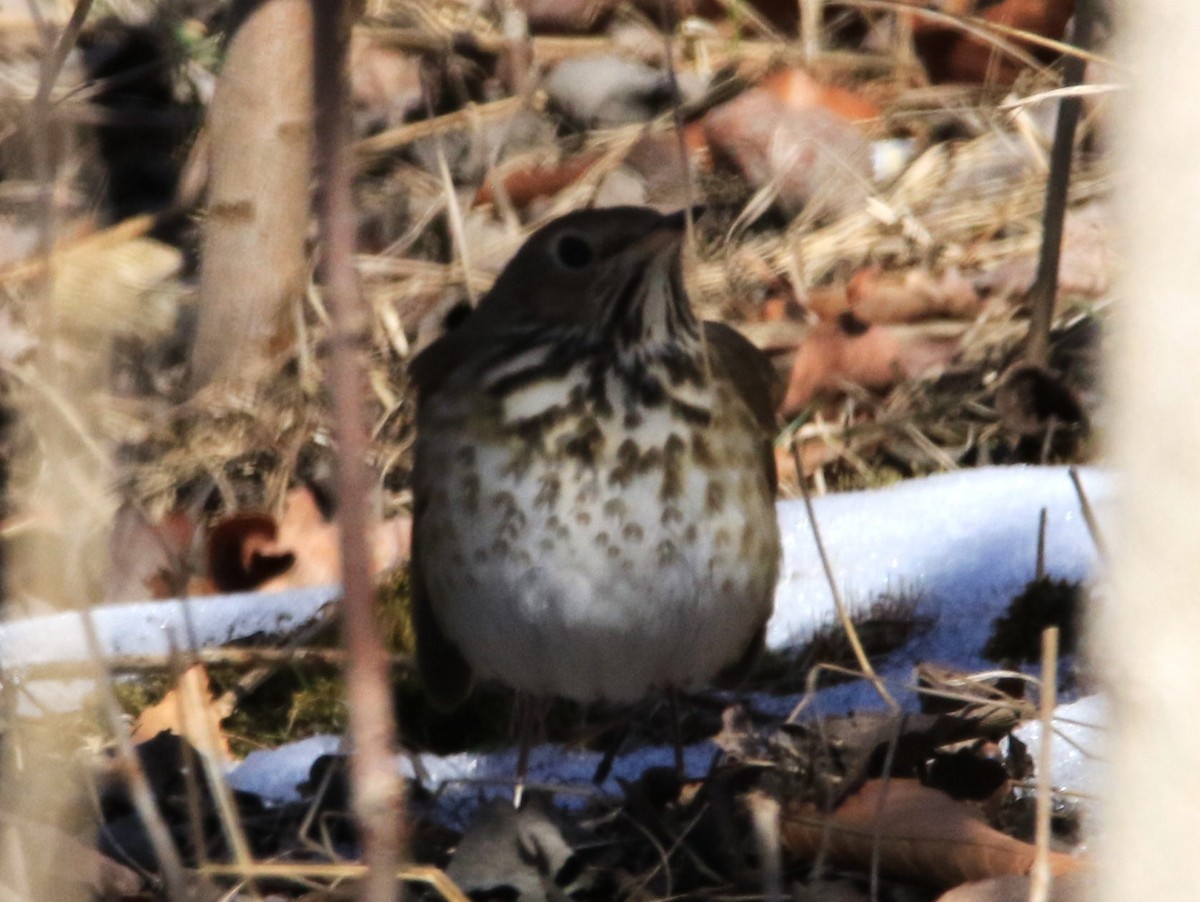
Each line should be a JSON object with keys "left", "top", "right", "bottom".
{"left": 13, "top": 646, "right": 417, "bottom": 680}
{"left": 201, "top": 863, "right": 469, "bottom": 900}
{"left": 1024, "top": 0, "right": 1096, "bottom": 367}
{"left": 171, "top": 645, "right": 262, "bottom": 896}
{"left": 800, "top": 0, "right": 822, "bottom": 62}
{"left": 355, "top": 95, "right": 526, "bottom": 159}
{"left": 1030, "top": 627, "right": 1059, "bottom": 902}
{"left": 747, "top": 791, "right": 784, "bottom": 902}
{"left": 789, "top": 440, "right": 898, "bottom": 710}
{"left": 79, "top": 611, "right": 188, "bottom": 900}
{"left": 313, "top": 4, "right": 405, "bottom": 901}
{"left": 1068, "top": 466, "right": 1108, "bottom": 564}
{"left": 1036, "top": 507, "right": 1048, "bottom": 580}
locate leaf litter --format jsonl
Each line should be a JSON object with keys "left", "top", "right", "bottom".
{"left": 0, "top": 0, "right": 1109, "bottom": 898}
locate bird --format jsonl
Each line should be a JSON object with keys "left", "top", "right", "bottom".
{"left": 407, "top": 205, "right": 781, "bottom": 741}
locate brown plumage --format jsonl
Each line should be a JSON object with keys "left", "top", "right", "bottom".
{"left": 409, "top": 206, "right": 781, "bottom": 709}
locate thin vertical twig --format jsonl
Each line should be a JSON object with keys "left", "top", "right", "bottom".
{"left": 28, "top": 0, "right": 94, "bottom": 381}
{"left": 312, "top": 3, "right": 405, "bottom": 901}
{"left": 79, "top": 613, "right": 188, "bottom": 899}
{"left": 790, "top": 441, "right": 897, "bottom": 710}
{"left": 1024, "top": 0, "right": 1096, "bottom": 367}
{"left": 800, "top": 0, "right": 822, "bottom": 62}
{"left": 1029, "top": 627, "right": 1059, "bottom": 902}
{"left": 1068, "top": 466, "right": 1108, "bottom": 564}
{"left": 1035, "top": 507, "right": 1048, "bottom": 580}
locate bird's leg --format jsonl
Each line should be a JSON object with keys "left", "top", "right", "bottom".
{"left": 666, "top": 687, "right": 685, "bottom": 774}
{"left": 513, "top": 692, "right": 533, "bottom": 808}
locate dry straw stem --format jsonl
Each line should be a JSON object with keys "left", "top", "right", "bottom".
{"left": 1024, "top": 0, "right": 1096, "bottom": 368}
{"left": 789, "top": 441, "right": 898, "bottom": 711}
{"left": 11, "top": 646, "right": 418, "bottom": 680}
{"left": 79, "top": 612, "right": 188, "bottom": 899}
{"left": 314, "top": 3, "right": 406, "bottom": 900}
{"left": 1029, "top": 626, "right": 1059, "bottom": 902}
{"left": 848, "top": 0, "right": 1114, "bottom": 69}
{"left": 1068, "top": 466, "right": 1108, "bottom": 564}
{"left": 201, "top": 862, "right": 470, "bottom": 901}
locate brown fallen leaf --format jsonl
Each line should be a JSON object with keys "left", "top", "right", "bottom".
{"left": 105, "top": 506, "right": 203, "bottom": 601}
{"left": 809, "top": 266, "right": 983, "bottom": 324}
{"left": 935, "top": 871, "right": 1097, "bottom": 902}
{"left": 781, "top": 779, "right": 1089, "bottom": 888}
{"left": 132, "top": 664, "right": 233, "bottom": 762}
{"left": 910, "top": 0, "right": 1075, "bottom": 85}
{"left": 779, "top": 313, "right": 962, "bottom": 414}
{"left": 204, "top": 486, "right": 412, "bottom": 592}
{"left": 474, "top": 150, "right": 604, "bottom": 208}
{"left": 207, "top": 511, "right": 295, "bottom": 593}
{"left": 702, "top": 83, "right": 873, "bottom": 220}
{"left": 761, "top": 67, "right": 883, "bottom": 125}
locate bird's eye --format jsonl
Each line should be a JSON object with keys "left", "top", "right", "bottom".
{"left": 553, "top": 233, "right": 593, "bottom": 270}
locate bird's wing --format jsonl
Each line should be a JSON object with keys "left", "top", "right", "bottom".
{"left": 409, "top": 470, "right": 475, "bottom": 710}
{"left": 702, "top": 320, "right": 781, "bottom": 494}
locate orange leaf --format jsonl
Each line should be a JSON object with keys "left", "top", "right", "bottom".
{"left": 132, "top": 664, "right": 233, "bottom": 761}
{"left": 780, "top": 314, "right": 962, "bottom": 414}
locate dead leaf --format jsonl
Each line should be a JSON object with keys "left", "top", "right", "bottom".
{"left": 780, "top": 314, "right": 961, "bottom": 414}
{"left": 474, "top": 150, "right": 605, "bottom": 208}
{"left": 207, "top": 511, "right": 295, "bottom": 593}
{"left": 109, "top": 506, "right": 203, "bottom": 600}
{"left": 910, "top": 0, "right": 1075, "bottom": 85}
{"left": 132, "top": 664, "right": 233, "bottom": 762}
{"left": 935, "top": 871, "right": 1098, "bottom": 902}
{"left": 703, "top": 84, "right": 873, "bottom": 220}
{"left": 810, "top": 267, "right": 983, "bottom": 323}
{"left": 761, "top": 67, "right": 883, "bottom": 125}
{"left": 203, "top": 486, "right": 410, "bottom": 592}
{"left": 781, "top": 779, "right": 1089, "bottom": 888}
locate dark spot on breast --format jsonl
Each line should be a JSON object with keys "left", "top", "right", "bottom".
{"left": 691, "top": 433, "right": 714, "bottom": 466}
{"left": 575, "top": 511, "right": 592, "bottom": 526}
{"left": 603, "top": 498, "right": 627, "bottom": 520}
{"left": 460, "top": 474, "right": 480, "bottom": 512}
{"left": 705, "top": 480, "right": 726, "bottom": 514}
{"left": 660, "top": 346, "right": 706, "bottom": 387}
{"left": 561, "top": 415, "right": 605, "bottom": 466}
{"left": 536, "top": 475, "right": 561, "bottom": 508}
{"left": 657, "top": 540, "right": 678, "bottom": 565}
{"left": 740, "top": 523, "right": 759, "bottom": 556}
{"left": 513, "top": 405, "right": 567, "bottom": 445}
{"left": 622, "top": 523, "right": 644, "bottom": 542}
{"left": 610, "top": 438, "right": 641, "bottom": 487}
{"left": 661, "top": 505, "right": 683, "bottom": 525}
{"left": 660, "top": 434, "right": 687, "bottom": 501}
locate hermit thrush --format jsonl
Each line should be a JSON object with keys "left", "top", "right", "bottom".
{"left": 409, "top": 206, "right": 781, "bottom": 712}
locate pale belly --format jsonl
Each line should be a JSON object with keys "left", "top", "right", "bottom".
{"left": 416, "top": 400, "right": 781, "bottom": 703}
